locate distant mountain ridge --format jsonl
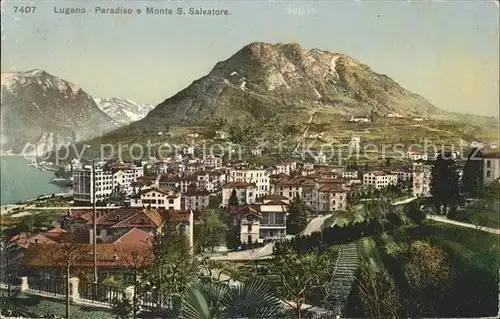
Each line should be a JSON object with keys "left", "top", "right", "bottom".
{"left": 94, "top": 98, "right": 154, "bottom": 125}
{"left": 117, "top": 41, "right": 455, "bottom": 135}
{"left": 0, "top": 69, "right": 118, "bottom": 153}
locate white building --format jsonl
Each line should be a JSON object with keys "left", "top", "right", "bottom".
{"left": 314, "top": 181, "right": 348, "bottom": 213}
{"left": 412, "top": 161, "right": 432, "bottom": 197}
{"left": 275, "top": 162, "right": 297, "bottom": 175}
{"left": 182, "top": 190, "right": 210, "bottom": 211}
{"left": 222, "top": 182, "right": 257, "bottom": 207}
{"left": 72, "top": 163, "right": 144, "bottom": 203}
{"left": 363, "top": 171, "right": 398, "bottom": 189}
{"left": 202, "top": 155, "right": 222, "bottom": 169}
{"left": 227, "top": 167, "right": 269, "bottom": 198}
{"left": 314, "top": 152, "right": 327, "bottom": 164}
{"left": 151, "top": 161, "right": 169, "bottom": 175}
{"left": 391, "top": 169, "right": 412, "bottom": 182}
{"left": 484, "top": 152, "right": 500, "bottom": 185}
{"left": 342, "top": 169, "right": 359, "bottom": 179}
{"left": 470, "top": 141, "right": 485, "bottom": 149}
{"left": 407, "top": 151, "right": 428, "bottom": 161}
{"left": 349, "top": 137, "right": 361, "bottom": 150}
{"left": 350, "top": 117, "right": 370, "bottom": 123}
{"left": 230, "top": 195, "right": 289, "bottom": 244}
{"left": 270, "top": 179, "right": 303, "bottom": 200}
{"left": 130, "top": 188, "right": 181, "bottom": 210}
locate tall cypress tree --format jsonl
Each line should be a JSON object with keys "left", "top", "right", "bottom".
{"left": 228, "top": 188, "right": 239, "bottom": 207}
{"left": 461, "top": 148, "right": 484, "bottom": 197}
{"left": 286, "top": 195, "right": 309, "bottom": 235}
{"left": 430, "top": 151, "right": 460, "bottom": 214}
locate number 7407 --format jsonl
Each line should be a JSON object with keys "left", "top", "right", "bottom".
{"left": 13, "top": 6, "right": 37, "bottom": 14}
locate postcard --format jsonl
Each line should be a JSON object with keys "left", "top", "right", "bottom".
{"left": 1, "top": 1, "right": 499, "bottom": 318}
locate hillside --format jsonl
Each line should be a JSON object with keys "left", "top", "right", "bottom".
{"left": 0, "top": 70, "right": 118, "bottom": 153}
{"left": 113, "top": 42, "right": 451, "bottom": 134}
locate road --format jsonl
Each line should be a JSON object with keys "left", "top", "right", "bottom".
{"left": 301, "top": 214, "right": 333, "bottom": 236}
{"left": 391, "top": 197, "right": 418, "bottom": 206}
{"left": 427, "top": 215, "right": 500, "bottom": 235}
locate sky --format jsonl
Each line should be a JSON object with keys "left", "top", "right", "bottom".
{"left": 1, "top": 0, "right": 499, "bottom": 117}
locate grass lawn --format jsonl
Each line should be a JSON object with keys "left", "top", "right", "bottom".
{"left": 323, "top": 205, "right": 365, "bottom": 228}
{"left": 463, "top": 198, "right": 499, "bottom": 229}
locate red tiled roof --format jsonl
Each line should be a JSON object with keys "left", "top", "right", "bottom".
{"left": 230, "top": 204, "right": 263, "bottom": 218}
{"left": 184, "top": 190, "right": 210, "bottom": 197}
{"left": 262, "top": 194, "right": 289, "bottom": 200}
{"left": 262, "top": 200, "right": 289, "bottom": 206}
{"left": 222, "top": 182, "right": 255, "bottom": 188}
{"left": 484, "top": 152, "right": 500, "bottom": 159}
{"left": 113, "top": 228, "right": 153, "bottom": 245}
{"left": 47, "top": 227, "right": 66, "bottom": 234}
{"left": 22, "top": 243, "right": 154, "bottom": 268}
{"left": 318, "top": 184, "right": 346, "bottom": 193}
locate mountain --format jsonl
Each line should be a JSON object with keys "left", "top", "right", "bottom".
{"left": 94, "top": 98, "right": 154, "bottom": 125}
{"left": 0, "top": 69, "right": 118, "bottom": 153}
{"left": 119, "top": 42, "right": 453, "bottom": 136}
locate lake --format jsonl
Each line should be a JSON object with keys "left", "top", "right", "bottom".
{"left": 0, "top": 155, "right": 71, "bottom": 204}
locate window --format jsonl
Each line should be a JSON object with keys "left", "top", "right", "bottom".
{"left": 247, "top": 224, "right": 252, "bottom": 232}
{"left": 487, "top": 160, "right": 491, "bottom": 168}
{"left": 486, "top": 171, "right": 491, "bottom": 177}
{"left": 246, "top": 215, "right": 253, "bottom": 222}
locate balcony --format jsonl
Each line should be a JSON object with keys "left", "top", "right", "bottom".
{"left": 260, "top": 223, "right": 286, "bottom": 229}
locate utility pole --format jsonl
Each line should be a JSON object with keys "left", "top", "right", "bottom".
{"left": 92, "top": 160, "right": 98, "bottom": 284}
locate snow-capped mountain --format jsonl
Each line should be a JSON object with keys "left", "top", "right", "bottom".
{"left": 94, "top": 98, "right": 155, "bottom": 125}
{"left": 0, "top": 69, "right": 118, "bottom": 153}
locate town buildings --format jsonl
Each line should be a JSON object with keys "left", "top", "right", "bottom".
{"left": 412, "top": 161, "right": 432, "bottom": 197}
{"left": 363, "top": 171, "right": 398, "bottom": 189}
{"left": 72, "top": 162, "right": 144, "bottom": 204}
{"left": 227, "top": 166, "right": 269, "bottom": 198}
{"left": 484, "top": 152, "right": 500, "bottom": 185}
{"left": 129, "top": 188, "right": 181, "bottom": 210}
{"left": 222, "top": 182, "right": 257, "bottom": 206}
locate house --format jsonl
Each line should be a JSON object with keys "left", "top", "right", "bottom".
{"left": 130, "top": 175, "right": 160, "bottom": 194}
{"left": 180, "top": 172, "right": 214, "bottom": 193}
{"left": 470, "top": 141, "right": 485, "bottom": 149}
{"left": 60, "top": 207, "right": 194, "bottom": 249}
{"left": 314, "top": 180, "right": 348, "bottom": 213}
{"left": 407, "top": 151, "right": 428, "bottom": 161}
{"left": 230, "top": 195, "right": 289, "bottom": 244}
{"left": 227, "top": 166, "right": 270, "bottom": 198}
{"left": 314, "top": 152, "right": 327, "bottom": 164}
{"left": 221, "top": 182, "right": 257, "bottom": 207}
{"left": 21, "top": 242, "right": 154, "bottom": 281}
{"left": 159, "top": 175, "right": 180, "bottom": 190}
{"left": 391, "top": 169, "right": 412, "bottom": 183}
{"left": 270, "top": 178, "right": 303, "bottom": 200}
{"left": 275, "top": 162, "right": 297, "bottom": 175}
{"left": 151, "top": 161, "right": 170, "bottom": 175}
{"left": 342, "top": 169, "right": 359, "bottom": 179}
{"left": 363, "top": 171, "right": 398, "bottom": 189}
{"left": 483, "top": 152, "right": 500, "bottom": 185}
{"left": 202, "top": 155, "right": 222, "bottom": 169}
{"left": 251, "top": 148, "right": 263, "bottom": 156}
{"left": 350, "top": 117, "right": 370, "bottom": 123}
{"left": 182, "top": 190, "right": 210, "bottom": 211}
{"left": 129, "top": 188, "right": 181, "bottom": 210}
{"left": 412, "top": 161, "right": 432, "bottom": 197}
{"left": 349, "top": 137, "right": 361, "bottom": 150}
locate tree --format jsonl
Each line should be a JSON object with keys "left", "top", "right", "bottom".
{"left": 430, "top": 151, "right": 460, "bottom": 213}
{"left": 139, "top": 217, "right": 198, "bottom": 315}
{"left": 51, "top": 242, "right": 91, "bottom": 319}
{"left": 402, "top": 241, "right": 452, "bottom": 317}
{"left": 0, "top": 229, "right": 17, "bottom": 297}
{"left": 286, "top": 195, "right": 309, "bottom": 235}
{"left": 196, "top": 209, "right": 228, "bottom": 252}
{"left": 356, "top": 262, "right": 400, "bottom": 319}
{"left": 228, "top": 189, "right": 239, "bottom": 207}
{"left": 275, "top": 250, "right": 334, "bottom": 318}
{"left": 180, "top": 278, "right": 282, "bottom": 319}
{"left": 461, "top": 148, "right": 484, "bottom": 197}
{"left": 405, "top": 201, "right": 426, "bottom": 225}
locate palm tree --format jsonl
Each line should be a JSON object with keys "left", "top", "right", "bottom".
{"left": 181, "top": 278, "right": 283, "bottom": 319}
